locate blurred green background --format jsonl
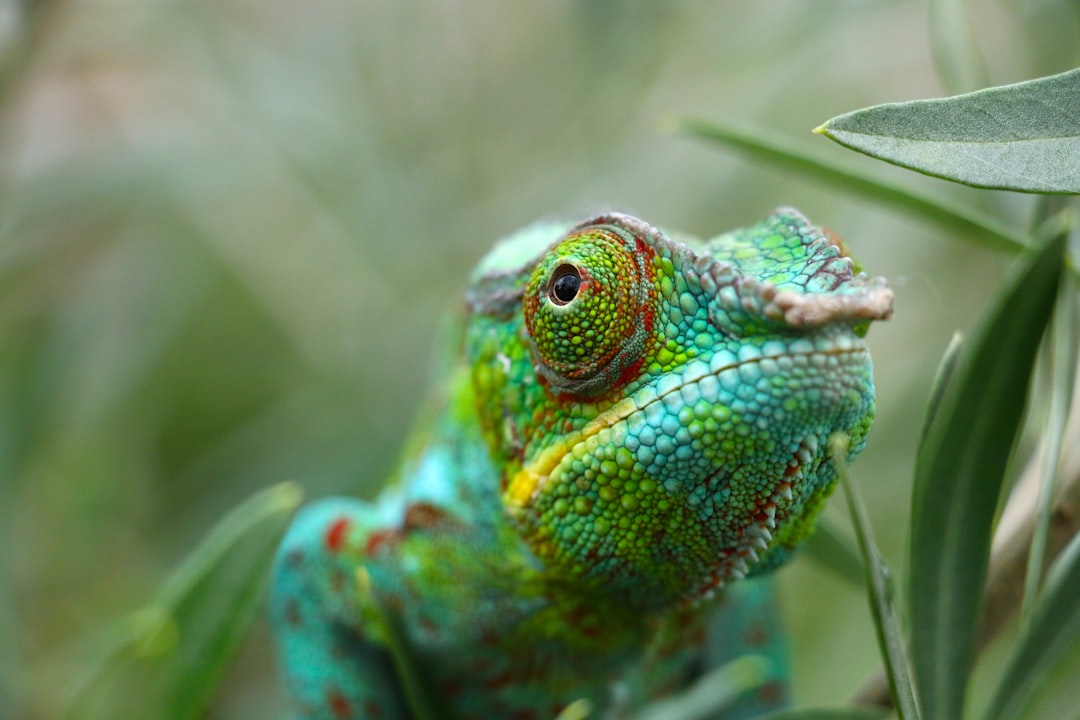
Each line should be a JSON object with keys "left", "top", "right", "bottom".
{"left": 1, "top": 1, "right": 1077, "bottom": 718}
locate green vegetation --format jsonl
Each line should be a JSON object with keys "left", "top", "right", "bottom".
{"left": 1, "top": 2, "right": 1077, "bottom": 719}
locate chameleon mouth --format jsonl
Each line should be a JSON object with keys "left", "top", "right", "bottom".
{"left": 505, "top": 337, "right": 870, "bottom": 509}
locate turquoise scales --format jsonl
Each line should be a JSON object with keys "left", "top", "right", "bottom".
{"left": 270, "top": 210, "right": 893, "bottom": 719}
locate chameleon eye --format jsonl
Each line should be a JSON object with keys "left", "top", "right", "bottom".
{"left": 523, "top": 225, "right": 656, "bottom": 398}
{"left": 548, "top": 264, "right": 582, "bottom": 305}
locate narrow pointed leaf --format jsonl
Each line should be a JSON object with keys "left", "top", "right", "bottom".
{"left": 917, "top": 332, "right": 964, "bottom": 449}
{"left": 985, "top": 531, "right": 1080, "bottom": 720}
{"left": 64, "top": 482, "right": 303, "bottom": 720}
{"left": 757, "top": 709, "right": 889, "bottom": 720}
{"left": 909, "top": 233, "right": 1066, "bottom": 720}
{"left": 817, "top": 69, "right": 1080, "bottom": 193}
{"left": 676, "top": 119, "right": 1027, "bottom": 255}
{"left": 835, "top": 436, "right": 920, "bottom": 720}
{"left": 631, "top": 656, "right": 772, "bottom": 720}
{"left": 1021, "top": 267, "right": 1076, "bottom": 629}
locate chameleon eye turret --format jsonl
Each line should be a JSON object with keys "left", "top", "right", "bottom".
{"left": 523, "top": 224, "right": 657, "bottom": 398}
{"left": 271, "top": 209, "right": 892, "bottom": 719}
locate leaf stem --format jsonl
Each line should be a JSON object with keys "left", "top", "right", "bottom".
{"left": 833, "top": 434, "right": 921, "bottom": 720}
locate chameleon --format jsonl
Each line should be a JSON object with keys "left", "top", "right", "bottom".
{"left": 270, "top": 209, "right": 893, "bottom": 719}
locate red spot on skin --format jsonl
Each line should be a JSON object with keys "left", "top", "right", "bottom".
{"left": 326, "top": 688, "right": 352, "bottom": 718}
{"left": 757, "top": 681, "right": 785, "bottom": 706}
{"left": 743, "top": 622, "right": 769, "bottom": 648}
{"left": 419, "top": 614, "right": 439, "bottom": 638}
{"left": 285, "top": 599, "right": 301, "bottom": 626}
{"left": 364, "top": 529, "right": 398, "bottom": 555}
{"left": 615, "top": 356, "right": 646, "bottom": 389}
{"left": 440, "top": 680, "right": 464, "bottom": 698}
{"left": 404, "top": 502, "right": 447, "bottom": 531}
{"left": 784, "top": 463, "right": 801, "bottom": 477}
{"left": 485, "top": 670, "right": 514, "bottom": 690}
{"left": 325, "top": 517, "right": 351, "bottom": 552}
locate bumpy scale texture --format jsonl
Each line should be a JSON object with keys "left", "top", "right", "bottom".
{"left": 270, "top": 209, "right": 894, "bottom": 719}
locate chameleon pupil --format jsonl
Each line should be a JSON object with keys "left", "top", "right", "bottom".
{"left": 550, "top": 265, "right": 581, "bottom": 305}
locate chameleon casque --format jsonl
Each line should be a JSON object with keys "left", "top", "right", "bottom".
{"left": 270, "top": 209, "right": 893, "bottom": 719}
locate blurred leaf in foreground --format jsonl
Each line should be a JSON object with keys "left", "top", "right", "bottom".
{"left": 630, "top": 656, "right": 771, "bottom": 720}
{"left": 757, "top": 708, "right": 889, "bottom": 720}
{"left": 908, "top": 232, "right": 1066, "bottom": 720}
{"left": 816, "top": 69, "right": 1080, "bottom": 193}
{"left": 63, "top": 482, "right": 302, "bottom": 720}
{"left": 984, "top": 528, "right": 1080, "bottom": 720}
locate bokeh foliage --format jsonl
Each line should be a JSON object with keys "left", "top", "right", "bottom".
{"left": 2, "top": 1, "right": 1078, "bottom": 718}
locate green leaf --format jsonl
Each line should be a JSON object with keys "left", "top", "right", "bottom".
{"left": 630, "top": 655, "right": 772, "bottom": 720}
{"left": 1021, "top": 254, "right": 1077, "bottom": 629}
{"left": 802, "top": 517, "right": 865, "bottom": 587}
{"left": 554, "top": 699, "right": 595, "bottom": 720}
{"left": 834, "top": 435, "right": 920, "bottom": 720}
{"left": 816, "top": 69, "right": 1080, "bottom": 193}
{"left": 675, "top": 119, "right": 1028, "bottom": 255}
{"left": 908, "top": 232, "right": 1067, "bottom": 720}
{"left": 63, "top": 482, "right": 303, "bottom": 720}
{"left": 917, "top": 332, "right": 964, "bottom": 450}
{"left": 985, "top": 530, "right": 1080, "bottom": 720}
{"left": 757, "top": 708, "right": 890, "bottom": 720}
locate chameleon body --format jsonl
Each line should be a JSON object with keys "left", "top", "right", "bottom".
{"left": 270, "top": 210, "right": 893, "bottom": 719}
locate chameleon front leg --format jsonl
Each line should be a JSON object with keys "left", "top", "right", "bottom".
{"left": 701, "top": 578, "right": 790, "bottom": 719}
{"left": 270, "top": 497, "right": 407, "bottom": 720}
{"left": 619, "top": 578, "right": 790, "bottom": 719}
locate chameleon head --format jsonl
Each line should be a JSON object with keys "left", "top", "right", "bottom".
{"left": 475, "top": 210, "right": 892, "bottom": 611}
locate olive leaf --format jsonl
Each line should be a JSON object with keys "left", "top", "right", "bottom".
{"left": 817, "top": 68, "right": 1080, "bottom": 193}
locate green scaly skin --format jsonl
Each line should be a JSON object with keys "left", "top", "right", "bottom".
{"left": 270, "top": 209, "right": 893, "bottom": 719}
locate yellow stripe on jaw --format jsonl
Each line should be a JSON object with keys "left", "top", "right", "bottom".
{"left": 503, "top": 346, "right": 868, "bottom": 513}
{"left": 505, "top": 464, "right": 546, "bottom": 510}
{"left": 504, "top": 395, "right": 639, "bottom": 511}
